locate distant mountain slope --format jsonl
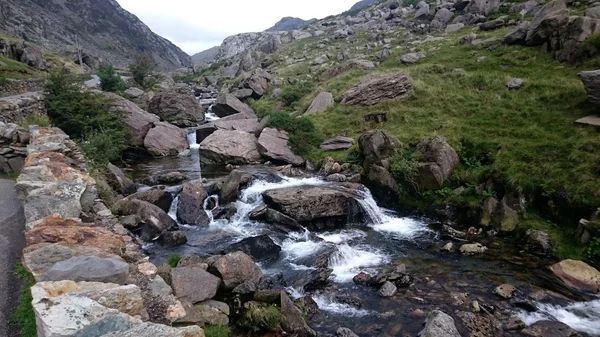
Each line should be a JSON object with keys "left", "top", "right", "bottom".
{"left": 349, "top": 0, "right": 378, "bottom": 11}
{"left": 191, "top": 46, "right": 220, "bottom": 64}
{"left": 266, "top": 17, "right": 315, "bottom": 32}
{"left": 0, "top": 0, "right": 191, "bottom": 70}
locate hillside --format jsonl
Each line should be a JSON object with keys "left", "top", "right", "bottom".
{"left": 191, "top": 46, "right": 220, "bottom": 64}
{"left": 0, "top": 0, "right": 191, "bottom": 70}
{"left": 266, "top": 17, "right": 315, "bottom": 32}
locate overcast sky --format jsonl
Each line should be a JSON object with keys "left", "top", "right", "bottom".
{"left": 116, "top": 0, "right": 360, "bottom": 55}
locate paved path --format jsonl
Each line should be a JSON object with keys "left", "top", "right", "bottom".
{"left": 0, "top": 179, "right": 26, "bottom": 337}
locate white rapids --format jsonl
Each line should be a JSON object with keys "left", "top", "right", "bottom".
{"left": 517, "top": 299, "right": 600, "bottom": 336}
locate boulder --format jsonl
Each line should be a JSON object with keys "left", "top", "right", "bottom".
{"left": 507, "top": 78, "right": 524, "bottom": 89}
{"left": 558, "top": 16, "right": 600, "bottom": 64}
{"left": 460, "top": 243, "right": 488, "bottom": 255}
{"left": 232, "top": 88, "right": 254, "bottom": 100}
{"left": 525, "top": 0, "right": 569, "bottom": 46}
{"left": 199, "top": 130, "right": 262, "bottom": 164}
{"left": 306, "top": 92, "right": 335, "bottom": 114}
{"left": 400, "top": 52, "right": 426, "bottom": 64}
{"left": 258, "top": 128, "right": 304, "bottom": 166}
{"left": 177, "top": 300, "right": 230, "bottom": 326}
{"left": 311, "top": 54, "right": 329, "bottom": 66}
{"left": 466, "top": 0, "right": 500, "bottom": 16}
{"left": 211, "top": 251, "right": 263, "bottom": 290}
{"left": 431, "top": 8, "right": 454, "bottom": 30}
{"left": 226, "top": 235, "right": 282, "bottom": 262}
{"left": 40, "top": 256, "right": 129, "bottom": 284}
{"left": 19, "top": 43, "right": 46, "bottom": 70}
{"left": 359, "top": 129, "right": 402, "bottom": 166}
{"left": 171, "top": 266, "right": 221, "bottom": 303}
{"left": 521, "top": 321, "right": 582, "bottom": 337}
{"left": 366, "top": 165, "right": 399, "bottom": 206}
{"left": 265, "top": 208, "right": 304, "bottom": 232}
{"left": 143, "top": 122, "right": 189, "bottom": 157}
{"left": 419, "top": 310, "right": 461, "bottom": 337}
{"left": 503, "top": 21, "right": 531, "bottom": 45}
{"left": 148, "top": 85, "right": 204, "bottom": 127}
{"left": 494, "top": 284, "right": 517, "bottom": 299}
{"left": 378, "top": 281, "right": 398, "bottom": 297}
{"left": 525, "top": 229, "right": 553, "bottom": 257}
{"left": 195, "top": 117, "right": 262, "bottom": 143}
{"left": 337, "top": 328, "right": 359, "bottom": 337}
{"left": 126, "top": 187, "right": 173, "bottom": 213}
{"left": 242, "top": 69, "right": 273, "bottom": 98}
{"left": 220, "top": 169, "right": 254, "bottom": 204}
{"left": 107, "top": 163, "right": 136, "bottom": 196}
{"left": 158, "top": 231, "right": 188, "bottom": 248}
{"left": 446, "top": 23, "right": 465, "bottom": 33}
{"left": 320, "top": 136, "right": 354, "bottom": 151}
{"left": 212, "top": 94, "right": 255, "bottom": 117}
{"left": 124, "top": 87, "right": 145, "bottom": 99}
{"left": 103, "top": 92, "right": 160, "bottom": 148}
{"left": 262, "top": 185, "right": 364, "bottom": 227}
{"left": 177, "top": 179, "right": 210, "bottom": 226}
{"left": 102, "top": 323, "right": 204, "bottom": 337}
{"left": 280, "top": 291, "right": 317, "bottom": 337}
{"left": 579, "top": 69, "right": 600, "bottom": 105}
{"left": 112, "top": 199, "right": 177, "bottom": 241}
{"left": 415, "top": 1, "right": 431, "bottom": 20}
{"left": 585, "top": 6, "right": 600, "bottom": 19}
{"left": 549, "top": 259, "right": 600, "bottom": 294}
{"left": 140, "top": 171, "right": 186, "bottom": 186}
{"left": 415, "top": 137, "right": 459, "bottom": 190}
{"left": 341, "top": 72, "right": 414, "bottom": 106}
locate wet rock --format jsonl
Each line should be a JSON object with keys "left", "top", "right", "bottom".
{"left": 199, "top": 130, "right": 262, "bottom": 165}
{"left": 288, "top": 268, "right": 333, "bottom": 291}
{"left": 415, "top": 137, "right": 459, "bottom": 190}
{"left": 220, "top": 169, "right": 254, "bottom": 203}
{"left": 456, "top": 311, "right": 500, "bottom": 337}
{"left": 460, "top": 243, "right": 488, "bottom": 255}
{"left": 400, "top": 52, "right": 426, "bottom": 64}
{"left": 280, "top": 291, "right": 317, "bottom": 337}
{"left": 494, "top": 284, "right": 517, "bottom": 299}
{"left": 211, "top": 251, "right": 263, "bottom": 290}
{"left": 177, "top": 179, "right": 209, "bottom": 226}
{"left": 258, "top": 127, "right": 304, "bottom": 166}
{"left": 40, "top": 256, "right": 129, "bottom": 284}
{"left": 378, "top": 281, "right": 397, "bottom": 297}
{"left": 521, "top": 320, "right": 582, "bottom": 337}
{"left": 337, "top": 327, "right": 360, "bottom": 337}
{"left": 148, "top": 85, "right": 204, "bottom": 127}
{"left": 299, "top": 296, "right": 320, "bottom": 317}
{"left": 140, "top": 171, "right": 187, "bottom": 186}
{"left": 366, "top": 165, "right": 399, "bottom": 206}
{"left": 420, "top": 310, "right": 461, "bottom": 337}
{"left": 326, "top": 173, "right": 347, "bottom": 182}
{"left": 549, "top": 259, "right": 600, "bottom": 294}
{"left": 335, "top": 295, "right": 362, "bottom": 308}
{"left": 225, "top": 235, "right": 282, "bottom": 262}
{"left": 441, "top": 242, "right": 455, "bottom": 252}
{"left": 525, "top": 229, "right": 553, "bottom": 257}
{"left": 144, "top": 122, "right": 189, "bottom": 157}
{"left": 306, "top": 92, "right": 335, "bottom": 114}
{"left": 158, "top": 231, "right": 188, "bottom": 248}
{"left": 126, "top": 187, "right": 173, "bottom": 213}
{"left": 107, "top": 163, "right": 136, "bottom": 196}
{"left": 341, "top": 72, "right": 414, "bottom": 106}
{"left": 265, "top": 208, "right": 304, "bottom": 232}
{"left": 212, "top": 94, "right": 255, "bottom": 117}
{"left": 441, "top": 225, "right": 468, "bottom": 241}
{"left": 112, "top": 199, "right": 177, "bottom": 241}
{"left": 171, "top": 266, "right": 221, "bottom": 304}
{"left": 579, "top": 69, "right": 600, "bottom": 105}
{"left": 370, "top": 263, "right": 413, "bottom": 288}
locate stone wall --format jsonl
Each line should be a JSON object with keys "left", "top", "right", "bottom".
{"left": 15, "top": 126, "right": 203, "bottom": 337}
{"left": 0, "top": 122, "right": 28, "bottom": 174}
{"left": 0, "top": 91, "right": 46, "bottom": 124}
{"left": 0, "top": 78, "right": 46, "bottom": 98}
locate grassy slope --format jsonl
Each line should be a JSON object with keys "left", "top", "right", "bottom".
{"left": 256, "top": 26, "right": 600, "bottom": 260}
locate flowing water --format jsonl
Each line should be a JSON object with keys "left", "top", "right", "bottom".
{"left": 130, "top": 132, "right": 600, "bottom": 336}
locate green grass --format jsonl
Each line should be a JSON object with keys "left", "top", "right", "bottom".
{"left": 241, "top": 303, "right": 281, "bottom": 333}
{"left": 204, "top": 324, "right": 230, "bottom": 337}
{"left": 519, "top": 214, "right": 585, "bottom": 260}
{"left": 0, "top": 57, "right": 42, "bottom": 79}
{"left": 167, "top": 254, "right": 181, "bottom": 268}
{"left": 11, "top": 263, "right": 36, "bottom": 337}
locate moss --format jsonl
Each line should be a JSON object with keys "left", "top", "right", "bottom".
{"left": 11, "top": 263, "right": 36, "bottom": 337}
{"left": 204, "top": 324, "right": 230, "bottom": 337}
{"left": 241, "top": 303, "right": 281, "bottom": 333}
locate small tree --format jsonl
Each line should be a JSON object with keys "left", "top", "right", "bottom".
{"left": 129, "top": 53, "right": 157, "bottom": 88}
{"left": 97, "top": 63, "right": 124, "bottom": 92}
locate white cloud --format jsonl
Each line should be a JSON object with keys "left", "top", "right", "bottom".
{"left": 116, "top": 0, "right": 359, "bottom": 55}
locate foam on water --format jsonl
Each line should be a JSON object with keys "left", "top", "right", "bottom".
{"left": 517, "top": 299, "right": 600, "bottom": 336}
{"left": 318, "top": 230, "right": 366, "bottom": 244}
{"left": 168, "top": 195, "right": 179, "bottom": 221}
{"left": 312, "top": 294, "right": 372, "bottom": 317}
{"left": 328, "top": 244, "right": 390, "bottom": 282}
{"left": 187, "top": 130, "right": 200, "bottom": 150}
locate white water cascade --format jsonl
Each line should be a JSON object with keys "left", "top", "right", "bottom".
{"left": 517, "top": 299, "right": 600, "bottom": 335}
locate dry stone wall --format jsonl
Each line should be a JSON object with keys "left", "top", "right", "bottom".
{"left": 0, "top": 91, "right": 46, "bottom": 124}
{"left": 15, "top": 126, "right": 204, "bottom": 337}
{"left": 0, "top": 78, "right": 46, "bottom": 98}
{"left": 0, "top": 122, "right": 29, "bottom": 174}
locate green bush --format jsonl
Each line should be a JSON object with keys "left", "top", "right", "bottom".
{"left": 79, "top": 129, "right": 126, "bottom": 166}
{"left": 390, "top": 151, "right": 421, "bottom": 194}
{"left": 97, "top": 63, "right": 124, "bottom": 92}
{"left": 167, "top": 255, "right": 181, "bottom": 268}
{"left": 204, "top": 324, "right": 230, "bottom": 337}
{"left": 11, "top": 263, "right": 36, "bottom": 337}
{"left": 267, "top": 112, "right": 323, "bottom": 156}
{"left": 242, "top": 303, "right": 281, "bottom": 333}
{"left": 587, "top": 236, "right": 600, "bottom": 267}
{"left": 129, "top": 53, "right": 157, "bottom": 88}
{"left": 279, "top": 82, "right": 314, "bottom": 108}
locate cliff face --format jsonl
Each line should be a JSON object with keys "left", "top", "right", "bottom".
{"left": 0, "top": 0, "right": 191, "bottom": 70}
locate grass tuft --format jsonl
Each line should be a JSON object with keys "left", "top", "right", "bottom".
{"left": 11, "top": 263, "right": 36, "bottom": 337}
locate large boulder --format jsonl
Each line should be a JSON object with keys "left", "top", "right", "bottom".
{"left": 106, "top": 163, "right": 136, "bottom": 196}
{"left": 341, "top": 72, "right": 414, "bottom": 106}
{"left": 220, "top": 169, "right": 254, "bottom": 204}
{"left": 195, "top": 117, "right": 262, "bottom": 143}
{"left": 211, "top": 252, "right": 263, "bottom": 290}
{"left": 104, "top": 92, "right": 160, "bottom": 148}
{"left": 148, "top": 85, "right": 204, "bottom": 127}
{"left": 415, "top": 1, "right": 431, "bottom": 20}
{"left": 143, "top": 122, "right": 189, "bottom": 157}
{"left": 126, "top": 187, "right": 173, "bottom": 213}
{"left": 579, "top": 69, "right": 600, "bottom": 105}
{"left": 112, "top": 199, "right": 177, "bottom": 241}
{"left": 419, "top": 310, "right": 461, "bottom": 337}
{"left": 549, "top": 259, "right": 600, "bottom": 294}
{"left": 257, "top": 128, "right": 304, "bottom": 166}
{"left": 242, "top": 69, "right": 273, "bottom": 98}
{"left": 177, "top": 179, "right": 210, "bottom": 226}
{"left": 400, "top": 52, "right": 426, "bottom": 64}
{"left": 503, "top": 21, "right": 531, "bottom": 44}
{"left": 525, "top": 0, "right": 569, "bottom": 46}
{"left": 212, "top": 94, "right": 255, "bottom": 117}
{"left": 480, "top": 197, "right": 520, "bottom": 232}
{"left": 415, "top": 137, "right": 459, "bottom": 190}
{"left": 306, "top": 92, "right": 335, "bottom": 114}
{"left": 430, "top": 8, "right": 454, "bottom": 30}
{"left": 280, "top": 291, "right": 317, "bottom": 337}
{"left": 262, "top": 185, "right": 364, "bottom": 228}
{"left": 19, "top": 43, "right": 47, "bottom": 70}
{"left": 171, "top": 266, "right": 221, "bottom": 304}
{"left": 320, "top": 136, "right": 354, "bottom": 151}
{"left": 366, "top": 165, "right": 399, "bottom": 206}
{"left": 358, "top": 129, "right": 402, "bottom": 167}
{"left": 466, "top": 0, "right": 500, "bottom": 16}
{"left": 199, "top": 130, "right": 262, "bottom": 164}
{"left": 40, "top": 256, "right": 129, "bottom": 284}
{"left": 225, "top": 235, "right": 282, "bottom": 262}
{"left": 557, "top": 16, "right": 600, "bottom": 63}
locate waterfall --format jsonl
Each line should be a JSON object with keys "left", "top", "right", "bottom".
{"left": 187, "top": 130, "right": 200, "bottom": 150}
{"left": 517, "top": 299, "right": 600, "bottom": 335}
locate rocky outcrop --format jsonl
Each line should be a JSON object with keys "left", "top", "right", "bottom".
{"left": 257, "top": 128, "right": 304, "bottom": 166}
{"left": 212, "top": 94, "right": 256, "bottom": 117}
{"left": 0, "top": 122, "right": 28, "bottom": 174}
{"left": 341, "top": 72, "right": 414, "bottom": 106}
{"left": 579, "top": 69, "right": 600, "bottom": 105}
{"left": 306, "top": 92, "right": 335, "bottom": 113}
{"left": 241, "top": 69, "right": 273, "bottom": 98}
{"left": 148, "top": 85, "right": 204, "bottom": 127}
{"left": 199, "top": 130, "right": 262, "bottom": 164}
{"left": 143, "top": 122, "right": 189, "bottom": 157}
{"left": 415, "top": 137, "right": 459, "bottom": 190}
{"left": 549, "top": 259, "right": 600, "bottom": 294}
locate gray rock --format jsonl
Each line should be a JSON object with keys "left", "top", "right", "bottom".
{"left": 124, "top": 87, "right": 145, "bottom": 99}
{"left": 585, "top": 6, "right": 600, "bottom": 19}
{"left": 359, "top": 130, "right": 401, "bottom": 166}
{"left": 150, "top": 275, "right": 173, "bottom": 296}
{"left": 143, "top": 122, "right": 189, "bottom": 157}
{"left": 431, "top": 8, "right": 454, "bottom": 30}
{"left": 158, "top": 230, "right": 188, "bottom": 248}
{"left": 415, "top": 137, "right": 459, "bottom": 190}
{"left": 460, "top": 243, "right": 488, "bottom": 255}
{"left": 242, "top": 69, "right": 272, "bottom": 98}
{"left": 280, "top": 291, "right": 317, "bottom": 337}
{"left": 400, "top": 52, "right": 426, "bottom": 64}
{"left": 326, "top": 173, "right": 347, "bottom": 182}
{"left": 579, "top": 69, "right": 600, "bottom": 105}
{"left": 341, "top": 72, "right": 414, "bottom": 106}
{"left": 257, "top": 128, "right": 304, "bottom": 166}
{"left": 320, "top": 136, "right": 354, "bottom": 151}
{"left": 212, "top": 251, "right": 263, "bottom": 290}
{"left": 177, "top": 179, "right": 210, "bottom": 226}
{"left": 232, "top": 88, "right": 254, "bottom": 100}
{"left": 171, "top": 266, "right": 221, "bottom": 304}
{"left": 366, "top": 165, "right": 399, "bottom": 206}
{"left": 112, "top": 199, "right": 177, "bottom": 241}
{"left": 199, "top": 130, "right": 262, "bottom": 164}
{"left": 507, "top": 78, "right": 524, "bottom": 89}
{"left": 212, "top": 94, "right": 255, "bottom": 117}
{"left": 525, "top": 229, "right": 553, "bottom": 257}
{"left": 107, "top": 163, "right": 136, "bottom": 196}
{"left": 178, "top": 300, "right": 230, "bottom": 326}
{"left": 419, "top": 310, "right": 461, "bottom": 337}
{"left": 226, "top": 235, "right": 282, "bottom": 262}
{"left": 521, "top": 320, "right": 582, "bottom": 337}
{"left": 378, "top": 281, "right": 397, "bottom": 297}
{"left": 102, "top": 92, "right": 159, "bottom": 148}
{"left": 525, "top": 0, "right": 569, "bottom": 46}
{"left": 503, "top": 21, "right": 531, "bottom": 44}
{"left": 306, "top": 92, "right": 335, "bottom": 114}
{"left": 220, "top": 169, "right": 254, "bottom": 204}
{"left": 311, "top": 54, "right": 329, "bottom": 66}
{"left": 415, "top": 1, "right": 431, "bottom": 20}
{"left": 337, "top": 327, "right": 360, "bottom": 337}
{"left": 40, "top": 256, "right": 129, "bottom": 284}
{"left": 445, "top": 23, "right": 465, "bottom": 33}
{"left": 126, "top": 187, "right": 173, "bottom": 213}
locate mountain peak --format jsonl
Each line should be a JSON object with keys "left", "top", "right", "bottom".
{"left": 266, "top": 17, "right": 316, "bottom": 32}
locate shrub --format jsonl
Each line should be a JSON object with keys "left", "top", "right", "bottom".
{"left": 279, "top": 82, "right": 314, "bottom": 108}
{"left": 204, "top": 324, "right": 230, "bottom": 337}
{"left": 390, "top": 150, "right": 421, "bottom": 194}
{"left": 460, "top": 138, "right": 499, "bottom": 169}
{"left": 267, "top": 112, "right": 323, "bottom": 156}
{"left": 242, "top": 303, "right": 281, "bottom": 332}
{"left": 587, "top": 236, "right": 600, "bottom": 267}
{"left": 167, "top": 255, "right": 181, "bottom": 268}
{"left": 79, "top": 129, "right": 126, "bottom": 166}
{"left": 97, "top": 63, "right": 124, "bottom": 92}
{"left": 129, "top": 53, "right": 157, "bottom": 88}
{"left": 11, "top": 263, "right": 36, "bottom": 337}
{"left": 581, "top": 33, "right": 600, "bottom": 54}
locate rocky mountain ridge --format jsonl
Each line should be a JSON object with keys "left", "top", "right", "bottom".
{"left": 0, "top": 0, "right": 191, "bottom": 70}
{"left": 266, "top": 17, "right": 316, "bottom": 32}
